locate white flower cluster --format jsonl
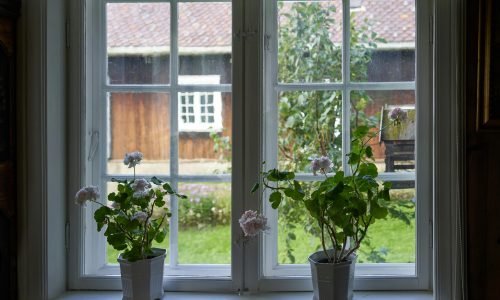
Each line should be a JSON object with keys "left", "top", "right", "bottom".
{"left": 238, "top": 210, "right": 269, "bottom": 237}
{"left": 74, "top": 185, "right": 100, "bottom": 206}
{"left": 311, "top": 156, "right": 332, "bottom": 175}
{"left": 132, "top": 211, "right": 149, "bottom": 224}
{"left": 123, "top": 151, "right": 143, "bottom": 168}
{"left": 131, "top": 178, "right": 151, "bottom": 199}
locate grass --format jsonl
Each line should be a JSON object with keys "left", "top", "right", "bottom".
{"left": 106, "top": 214, "right": 414, "bottom": 265}
{"left": 107, "top": 189, "right": 416, "bottom": 265}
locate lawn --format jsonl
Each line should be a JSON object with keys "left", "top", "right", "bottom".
{"left": 107, "top": 212, "right": 415, "bottom": 265}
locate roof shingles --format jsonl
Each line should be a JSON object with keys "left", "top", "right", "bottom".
{"left": 107, "top": 1, "right": 414, "bottom": 51}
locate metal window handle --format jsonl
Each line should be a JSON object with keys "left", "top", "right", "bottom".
{"left": 88, "top": 130, "right": 99, "bottom": 161}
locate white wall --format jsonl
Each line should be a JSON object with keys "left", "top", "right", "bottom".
{"left": 17, "top": 0, "right": 66, "bottom": 299}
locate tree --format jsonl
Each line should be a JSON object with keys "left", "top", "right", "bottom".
{"left": 276, "top": 1, "right": 385, "bottom": 263}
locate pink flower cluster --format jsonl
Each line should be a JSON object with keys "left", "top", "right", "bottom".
{"left": 123, "top": 151, "right": 143, "bottom": 168}
{"left": 131, "top": 178, "right": 151, "bottom": 198}
{"left": 74, "top": 185, "right": 100, "bottom": 205}
{"left": 311, "top": 156, "right": 332, "bottom": 175}
{"left": 389, "top": 107, "right": 407, "bottom": 124}
{"left": 238, "top": 210, "right": 269, "bottom": 237}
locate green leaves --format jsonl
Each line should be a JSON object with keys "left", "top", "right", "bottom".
{"left": 94, "top": 206, "right": 113, "bottom": 231}
{"left": 251, "top": 183, "right": 260, "bottom": 193}
{"left": 266, "top": 169, "right": 295, "bottom": 182}
{"left": 269, "top": 191, "right": 282, "bottom": 209}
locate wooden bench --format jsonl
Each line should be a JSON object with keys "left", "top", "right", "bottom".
{"left": 380, "top": 106, "right": 416, "bottom": 189}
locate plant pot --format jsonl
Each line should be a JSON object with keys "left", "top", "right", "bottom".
{"left": 118, "top": 248, "right": 166, "bottom": 300}
{"left": 308, "top": 250, "right": 356, "bottom": 300}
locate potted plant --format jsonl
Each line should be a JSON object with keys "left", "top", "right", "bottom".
{"left": 253, "top": 109, "right": 406, "bottom": 300}
{"left": 75, "top": 151, "right": 186, "bottom": 300}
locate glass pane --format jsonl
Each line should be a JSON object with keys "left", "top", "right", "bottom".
{"left": 278, "top": 181, "right": 322, "bottom": 264}
{"left": 350, "top": 0, "right": 415, "bottom": 82}
{"left": 358, "top": 186, "right": 416, "bottom": 266}
{"left": 107, "top": 92, "right": 170, "bottom": 175}
{"left": 107, "top": 3, "right": 170, "bottom": 84}
{"left": 105, "top": 181, "right": 171, "bottom": 265}
{"left": 278, "top": 90, "right": 343, "bottom": 172}
{"left": 177, "top": 182, "right": 231, "bottom": 264}
{"left": 179, "top": 92, "right": 231, "bottom": 175}
{"left": 278, "top": 0, "right": 343, "bottom": 83}
{"left": 350, "top": 90, "right": 415, "bottom": 173}
{"left": 178, "top": 2, "right": 232, "bottom": 84}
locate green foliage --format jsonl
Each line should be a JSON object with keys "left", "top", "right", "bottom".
{"left": 177, "top": 183, "right": 231, "bottom": 228}
{"left": 277, "top": 2, "right": 383, "bottom": 172}
{"left": 258, "top": 127, "right": 397, "bottom": 264}
{"left": 93, "top": 177, "right": 185, "bottom": 262}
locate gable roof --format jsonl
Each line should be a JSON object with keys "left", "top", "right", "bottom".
{"left": 107, "top": 0, "right": 415, "bottom": 55}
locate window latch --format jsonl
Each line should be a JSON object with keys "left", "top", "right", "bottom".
{"left": 88, "top": 130, "right": 99, "bottom": 162}
{"left": 264, "top": 34, "right": 271, "bottom": 51}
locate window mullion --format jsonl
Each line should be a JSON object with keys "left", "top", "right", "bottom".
{"left": 169, "top": 0, "right": 180, "bottom": 268}
{"left": 342, "top": 0, "right": 352, "bottom": 175}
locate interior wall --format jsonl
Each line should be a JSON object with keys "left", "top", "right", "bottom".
{"left": 17, "top": 0, "right": 67, "bottom": 299}
{"left": 466, "top": 0, "right": 500, "bottom": 298}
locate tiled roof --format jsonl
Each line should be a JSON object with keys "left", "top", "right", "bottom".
{"left": 107, "top": 1, "right": 414, "bottom": 54}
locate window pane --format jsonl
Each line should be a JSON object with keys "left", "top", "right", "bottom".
{"left": 278, "top": 181, "right": 322, "bottom": 264}
{"left": 179, "top": 92, "right": 231, "bottom": 175}
{"left": 278, "top": 0, "right": 343, "bottom": 83}
{"left": 178, "top": 2, "right": 232, "bottom": 84}
{"left": 107, "top": 3, "right": 170, "bottom": 84}
{"left": 358, "top": 186, "right": 416, "bottom": 268}
{"left": 107, "top": 92, "right": 170, "bottom": 175}
{"left": 350, "top": 0, "right": 415, "bottom": 82}
{"left": 278, "top": 90, "right": 343, "bottom": 172}
{"left": 350, "top": 90, "right": 415, "bottom": 173}
{"left": 177, "top": 182, "right": 231, "bottom": 264}
{"left": 105, "top": 181, "right": 171, "bottom": 265}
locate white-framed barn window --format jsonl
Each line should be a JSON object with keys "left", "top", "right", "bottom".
{"left": 178, "top": 75, "right": 223, "bottom": 132}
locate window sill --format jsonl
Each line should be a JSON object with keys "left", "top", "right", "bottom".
{"left": 58, "top": 291, "right": 432, "bottom": 300}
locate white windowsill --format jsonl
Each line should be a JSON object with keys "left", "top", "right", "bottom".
{"left": 58, "top": 291, "right": 433, "bottom": 300}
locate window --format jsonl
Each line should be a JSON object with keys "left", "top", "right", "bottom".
{"left": 260, "top": 0, "right": 431, "bottom": 290}
{"left": 178, "top": 75, "right": 223, "bottom": 132}
{"left": 71, "top": 0, "right": 431, "bottom": 292}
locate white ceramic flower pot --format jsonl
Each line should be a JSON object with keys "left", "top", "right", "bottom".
{"left": 118, "top": 248, "right": 166, "bottom": 300}
{"left": 308, "top": 250, "right": 356, "bottom": 300}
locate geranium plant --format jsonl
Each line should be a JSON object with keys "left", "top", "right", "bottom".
{"left": 237, "top": 210, "right": 269, "bottom": 244}
{"left": 252, "top": 109, "right": 406, "bottom": 264}
{"left": 75, "top": 151, "right": 186, "bottom": 262}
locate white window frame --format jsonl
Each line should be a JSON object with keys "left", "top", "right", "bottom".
{"left": 256, "top": 0, "right": 432, "bottom": 291}
{"left": 67, "top": 0, "right": 433, "bottom": 293}
{"left": 68, "top": 0, "right": 237, "bottom": 291}
{"left": 178, "top": 75, "right": 223, "bottom": 132}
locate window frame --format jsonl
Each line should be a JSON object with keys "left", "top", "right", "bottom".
{"left": 68, "top": 0, "right": 238, "bottom": 291}
{"left": 256, "top": 0, "right": 433, "bottom": 291}
{"left": 67, "top": 0, "right": 433, "bottom": 293}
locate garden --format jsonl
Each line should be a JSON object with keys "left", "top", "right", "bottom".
{"left": 107, "top": 182, "right": 415, "bottom": 265}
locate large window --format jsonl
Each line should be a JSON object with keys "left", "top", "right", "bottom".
{"left": 86, "top": 0, "right": 233, "bottom": 279}
{"left": 261, "top": 0, "right": 431, "bottom": 289}
{"left": 73, "top": 0, "right": 431, "bottom": 292}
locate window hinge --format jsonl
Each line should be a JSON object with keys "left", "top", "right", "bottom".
{"left": 429, "top": 219, "right": 433, "bottom": 249}
{"left": 264, "top": 34, "right": 271, "bottom": 51}
{"left": 65, "top": 20, "right": 70, "bottom": 49}
{"left": 65, "top": 221, "right": 70, "bottom": 251}
{"left": 88, "top": 130, "right": 99, "bottom": 162}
